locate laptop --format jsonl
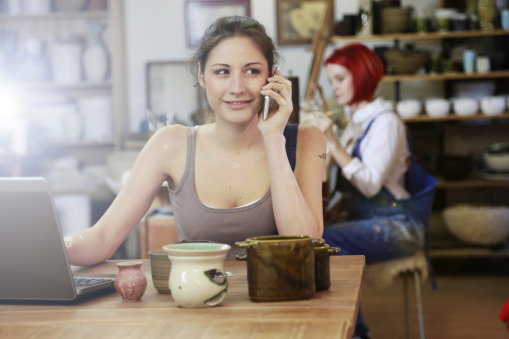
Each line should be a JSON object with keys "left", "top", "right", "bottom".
{"left": 0, "top": 177, "right": 114, "bottom": 301}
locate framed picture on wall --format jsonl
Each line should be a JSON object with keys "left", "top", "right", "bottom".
{"left": 276, "top": 0, "right": 334, "bottom": 45}
{"left": 185, "top": 0, "right": 251, "bottom": 47}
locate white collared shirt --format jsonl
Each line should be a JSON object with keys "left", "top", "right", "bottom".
{"left": 339, "top": 98, "right": 411, "bottom": 200}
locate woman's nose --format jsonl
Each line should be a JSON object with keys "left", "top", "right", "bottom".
{"left": 228, "top": 74, "right": 246, "bottom": 95}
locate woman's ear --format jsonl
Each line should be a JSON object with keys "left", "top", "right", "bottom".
{"left": 198, "top": 64, "right": 205, "bottom": 89}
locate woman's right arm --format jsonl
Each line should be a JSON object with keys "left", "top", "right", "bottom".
{"left": 65, "top": 125, "right": 187, "bottom": 266}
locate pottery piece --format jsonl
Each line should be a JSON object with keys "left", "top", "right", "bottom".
{"left": 478, "top": 0, "right": 496, "bottom": 30}
{"left": 314, "top": 241, "right": 341, "bottom": 291}
{"left": 453, "top": 97, "right": 478, "bottom": 116}
{"left": 484, "top": 143, "right": 509, "bottom": 172}
{"left": 235, "top": 235, "right": 319, "bottom": 302}
{"left": 148, "top": 249, "right": 171, "bottom": 294}
{"left": 83, "top": 20, "right": 109, "bottom": 82}
{"left": 425, "top": 98, "right": 450, "bottom": 117}
{"left": 480, "top": 96, "right": 505, "bottom": 115}
{"left": 384, "top": 49, "right": 429, "bottom": 74}
{"left": 396, "top": 99, "right": 421, "bottom": 118}
{"left": 484, "top": 152, "right": 509, "bottom": 172}
{"left": 114, "top": 261, "right": 147, "bottom": 302}
{"left": 55, "top": 0, "right": 89, "bottom": 11}
{"left": 163, "top": 243, "right": 230, "bottom": 308}
{"left": 52, "top": 34, "right": 83, "bottom": 84}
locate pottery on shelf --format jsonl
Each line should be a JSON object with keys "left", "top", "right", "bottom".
{"left": 478, "top": 0, "right": 496, "bottom": 30}
{"left": 83, "top": 20, "right": 109, "bottom": 82}
{"left": 114, "top": 261, "right": 147, "bottom": 302}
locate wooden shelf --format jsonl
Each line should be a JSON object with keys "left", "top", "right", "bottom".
{"left": 382, "top": 70, "right": 509, "bottom": 82}
{"left": 331, "top": 29, "right": 509, "bottom": 43}
{"left": 403, "top": 112, "right": 509, "bottom": 123}
{"left": 43, "top": 140, "right": 115, "bottom": 148}
{"left": 0, "top": 11, "right": 108, "bottom": 21}
{"left": 435, "top": 178, "right": 509, "bottom": 188}
{"left": 5, "top": 81, "right": 112, "bottom": 91}
{"left": 430, "top": 247, "right": 509, "bottom": 259}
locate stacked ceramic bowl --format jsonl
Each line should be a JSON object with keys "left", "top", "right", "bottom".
{"left": 480, "top": 96, "right": 506, "bottom": 116}
{"left": 384, "top": 49, "right": 430, "bottom": 74}
{"left": 452, "top": 97, "right": 478, "bottom": 116}
{"left": 396, "top": 99, "right": 421, "bottom": 118}
{"left": 425, "top": 98, "right": 450, "bottom": 117}
{"left": 382, "top": 7, "right": 412, "bottom": 33}
{"left": 484, "top": 143, "right": 509, "bottom": 173}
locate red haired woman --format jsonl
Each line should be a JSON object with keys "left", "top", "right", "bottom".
{"left": 312, "top": 43, "right": 436, "bottom": 338}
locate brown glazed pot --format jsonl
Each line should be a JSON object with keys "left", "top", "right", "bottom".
{"left": 314, "top": 242, "right": 341, "bottom": 291}
{"left": 235, "top": 235, "right": 320, "bottom": 302}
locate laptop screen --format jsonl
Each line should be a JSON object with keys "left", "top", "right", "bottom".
{"left": 0, "top": 181, "right": 77, "bottom": 300}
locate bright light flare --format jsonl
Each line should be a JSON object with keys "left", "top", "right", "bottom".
{"left": 0, "top": 89, "right": 20, "bottom": 124}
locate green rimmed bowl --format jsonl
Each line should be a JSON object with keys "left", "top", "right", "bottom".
{"left": 163, "top": 243, "right": 231, "bottom": 256}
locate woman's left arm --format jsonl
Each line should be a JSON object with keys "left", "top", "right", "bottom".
{"left": 259, "top": 70, "right": 326, "bottom": 238}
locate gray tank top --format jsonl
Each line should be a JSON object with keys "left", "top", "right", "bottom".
{"left": 167, "top": 126, "right": 278, "bottom": 257}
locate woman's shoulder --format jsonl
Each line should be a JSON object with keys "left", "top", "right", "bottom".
{"left": 369, "top": 110, "right": 405, "bottom": 132}
{"left": 296, "top": 123, "right": 324, "bottom": 142}
{"left": 296, "top": 124, "right": 326, "bottom": 153}
{"left": 145, "top": 124, "right": 190, "bottom": 155}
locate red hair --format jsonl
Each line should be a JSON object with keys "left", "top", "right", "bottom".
{"left": 324, "top": 43, "right": 384, "bottom": 105}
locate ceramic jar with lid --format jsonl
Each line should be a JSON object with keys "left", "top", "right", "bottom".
{"left": 314, "top": 241, "right": 341, "bottom": 291}
{"left": 235, "top": 235, "right": 319, "bottom": 301}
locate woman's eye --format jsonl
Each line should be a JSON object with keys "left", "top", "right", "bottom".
{"left": 215, "top": 69, "right": 229, "bottom": 75}
{"left": 246, "top": 68, "right": 261, "bottom": 75}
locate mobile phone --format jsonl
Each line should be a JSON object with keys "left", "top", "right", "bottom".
{"left": 262, "top": 67, "right": 278, "bottom": 121}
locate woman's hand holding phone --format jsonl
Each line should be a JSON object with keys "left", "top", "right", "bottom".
{"left": 258, "top": 68, "right": 293, "bottom": 137}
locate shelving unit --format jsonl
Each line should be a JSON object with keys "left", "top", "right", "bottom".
{"left": 0, "top": 6, "right": 116, "bottom": 177}
{"left": 382, "top": 70, "right": 509, "bottom": 82}
{"left": 331, "top": 29, "right": 509, "bottom": 42}
{"left": 403, "top": 112, "right": 509, "bottom": 122}
{"left": 436, "top": 178, "right": 509, "bottom": 188}
{"left": 42, "top": 140, "right": 115, "bottom": 148}
{"left": 332, "top": 27, "right": 509, "bottom": 257}
{"left": 0, "top": 11, "right": 108, "bottom": 21}
{"left": 6, "top": 81, "right": 112, "bottom": 91}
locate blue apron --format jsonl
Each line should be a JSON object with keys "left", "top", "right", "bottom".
{"left": 323, "top": 111, "right": 437, "bottom": 286}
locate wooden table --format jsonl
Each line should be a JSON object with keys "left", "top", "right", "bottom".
{"left": 0, "top": 256, "right": 365, "bottom": 339}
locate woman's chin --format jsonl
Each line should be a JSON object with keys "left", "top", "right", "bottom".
{"left": 218, "top": 111, "right": 258, "bottom": 124}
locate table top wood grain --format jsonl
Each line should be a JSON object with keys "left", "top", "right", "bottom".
{"left": 0, "top": 255, "right": 365, "bottom": 339}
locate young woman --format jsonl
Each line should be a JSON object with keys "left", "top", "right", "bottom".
{"left": 311, "top": 43, "right": 436, "bottom": 338}
{"left": 65, "top": 16, "right": 326, "bottom": 265}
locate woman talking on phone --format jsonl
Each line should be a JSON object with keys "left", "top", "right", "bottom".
{"left": 64, "top": 16, "right": 326, "bottom": 265}
{"left": 311, "top": 43, "right": 436, "bottom": 338}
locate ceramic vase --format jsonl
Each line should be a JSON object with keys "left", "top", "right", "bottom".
{"left": 163, "top": 243, "right": 230, "bottom": 308}
{"left": 478, "top": 0, "right": 496, "bottom": 30}
{"left": 114, "top": 261, "right": 147, "bottom": 302}
{"left": 83, "top": 20, "right": 109, "bottom": 82}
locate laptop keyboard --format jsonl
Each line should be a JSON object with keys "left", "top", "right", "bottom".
{"left": 73, "top": 277, "right": 114, "bottom": 287}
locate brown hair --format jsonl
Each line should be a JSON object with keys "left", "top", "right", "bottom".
{"left": 189, "top": 16, "right": 281, "bottom": 81}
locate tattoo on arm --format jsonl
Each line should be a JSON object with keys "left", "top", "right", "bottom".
{"left": 317, "top": 153, "right": 326, "bottom": 159}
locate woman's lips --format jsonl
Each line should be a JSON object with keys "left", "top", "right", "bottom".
{"left": 224, "top": 100, "right": 251, "bottom": 109}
